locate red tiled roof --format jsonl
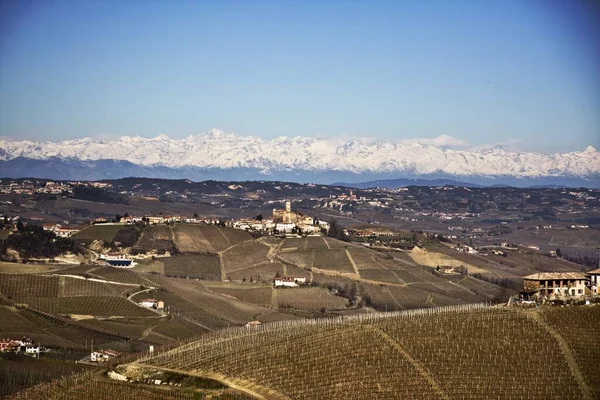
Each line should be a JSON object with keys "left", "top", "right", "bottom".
{"left": 523, "top": 272, "right": 587, "bottom": 280}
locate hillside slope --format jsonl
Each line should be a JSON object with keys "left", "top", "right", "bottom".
{"left": 123, "top": 304, "right": 599, "bottom": 400}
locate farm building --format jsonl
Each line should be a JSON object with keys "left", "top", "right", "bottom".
{"left": 138, "top": 299, "right": 164, "bottom": 309}
{"left": 274, "top": 277, "right": 307, "bottom": 288}
{"left": 99, "top": 253, "right": 137, "bottom": 268}
{"left": 245, "top": 320, "right": 262, "bottom": 328}
{"left": 522, "top": 272, "right": 588, "bottom": 299}
{"left": 25, "top": 346, "right": 41, "bottom": 354}
{"left": 588, "top": 269, "right": 600, "bottom": 295}
{"left": 91, "top": 349, "right": 121, "bottom": 363}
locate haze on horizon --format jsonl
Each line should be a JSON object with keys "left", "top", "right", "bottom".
{"left": 1, "top": 0, "right": 599, "bottom": 153}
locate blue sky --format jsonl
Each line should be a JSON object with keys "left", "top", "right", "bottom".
{"left": 0, "top": 0, "right": 599, "bottom": 152}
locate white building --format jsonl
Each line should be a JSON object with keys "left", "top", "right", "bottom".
{"left": 91, "top": 349, "right": 120, "bottom": 362}
{"left": 588, "top": 269, "right": 600, "bottom": 295}
{"left": 276, "top": 223, "right": 296, "bottom": 234}
{"left": 274, "top": 277, "right": 307, "bottom": 287}
{"left": 138, "top": 299, "right": 164, "bottom": 309}
{"left": 25, "top": 346, "right": 41, "bottom": 354}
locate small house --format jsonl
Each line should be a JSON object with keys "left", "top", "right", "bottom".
{"left": 138, "top": 299, "right": 163, "bottom": 309}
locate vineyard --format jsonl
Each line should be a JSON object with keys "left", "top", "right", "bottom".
{"left": 17, "top": 296, "right": 156, "bottom": 318}
{"left": 129, "top": 304, "right": 599, "bottom": 400}
{"left": 208, "top": 285, "right": 274, "bottom": 307}
{"left": 133, "top": 225, "right": 174, "bottom": 253}
{"left": 313, "top": 249, "right": 354, "bottom": 273}
{"left": 277, "top": 248, "right": 354, "bottom": 273}
{"left": 73, "top": 225, "right": 124, "bottom": 243}
{"left": 0, "top": 274, "right": 60, "bottom": 298}
{"left": 0, "top": 262, "right": 65, "bottom": 274}
{"left": 7, "top": 371, "right": 255, "bottom": 400}
{"left": 275, "top": 287, "right": 348, "bottom": 310}
{"left": 164, "top": 254, "right": 222, "bottom": 280}
{"left": 280, "top": 236, "right": 329, "bottom": 251}
{"left": 541, "top": 306, "right": 600, "bottom": 395}
{"left": 222, "top": 241, "right": 270, "bottom": 275}
{"left": 172, "top": 224, "right": 232, "bottom": 253}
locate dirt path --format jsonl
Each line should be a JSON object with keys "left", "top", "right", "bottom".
{"left": 127, "top": 363, "right": 289, "bottom": 400}
{"left": 367, "top": 325, "right": 449, "bottom": 400}
{"left": 527, "top": 312, "right": 594, "bottom": 400}
{"left": 219, "top": 252, "right": 227, "bottom": 281}
{"left": 345, "top": 248, "right": 360, "bottom": 275}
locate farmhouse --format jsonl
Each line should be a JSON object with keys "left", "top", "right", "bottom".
{"left": 138, "top": 299, "right": 164, "bottom": 309}
{"left": 90, "top": 349, "right": 121, "bottom": 363}
{"left": 522, "top": 272, "right": 588, "bottom": 299}
{"left": 274, "top": 277, "right": 307, "bottom": 288}
{"left": 245, "top": 320, "right": 262, "bottom": 328}
{"left": 587, "top": 269, "right": 600, "bottom": 295}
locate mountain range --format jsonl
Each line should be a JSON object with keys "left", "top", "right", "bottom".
{"left": 1, "top": 129, "right": 599, "bottom": 187}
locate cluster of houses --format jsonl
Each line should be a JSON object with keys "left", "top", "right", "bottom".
{"left": 0, "top": 179, "right": 111, "bottom": 195}
{"left": 0, "top": 337, "right": 43, "bottom": 355}
{"left": 42, "top": 223, "right": 83, "bottom": 237}
{"left": 521, "top": 269, "right": 600, "bottom": 300}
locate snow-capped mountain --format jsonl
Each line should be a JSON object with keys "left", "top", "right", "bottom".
{"left": 1, "top": 129, "right": 599, "bottom": 186}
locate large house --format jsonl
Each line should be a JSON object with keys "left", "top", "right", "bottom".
{"left": 522, "top": 272, "right": 588, "bottom": 299}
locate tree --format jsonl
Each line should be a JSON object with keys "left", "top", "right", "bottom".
{"left": 16, "top": 220, "right": 24, "bottom": 231}
{"left": 256, "top": 214, "right": 263, "bottom": 221}
{"left": 556, "top": 248, "right": 562, "bottom": 258}
{"left": 193, "top": 212, "right": 199, "bottom": 218}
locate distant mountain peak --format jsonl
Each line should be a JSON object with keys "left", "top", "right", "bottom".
{"left": 0, "top": 130, "right": 599, "bottom": 183}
